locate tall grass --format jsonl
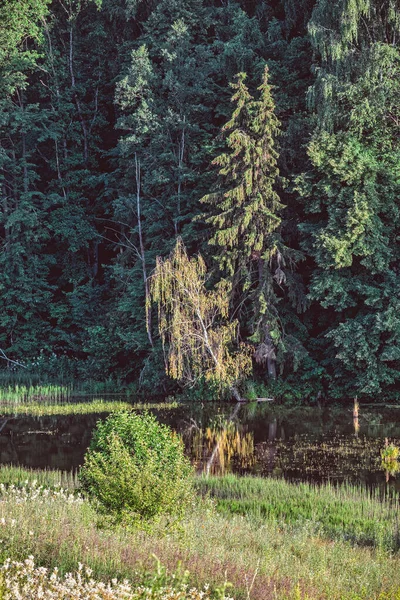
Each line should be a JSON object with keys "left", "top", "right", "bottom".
{"left": 0, "top": 397, "right": 179, "bottom": 416}
{"left": 0, "top": 377, "right": 140, "bottom": 406}
{"left": 2, "top": 468, "right": 400, "bottom": 599}
{"left": 0, "top": 371, "right": 133, "bottom": 395}
{"left": 0, "top": 384, "right": 73, "bottom": 405}
{"left": 0, "top": 465, "right": 79, "bottom": 490}
{"left": 196, "top": 475, "right": 400, "bottom": 551}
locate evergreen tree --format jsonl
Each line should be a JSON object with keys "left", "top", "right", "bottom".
{"left": 110, "top": 0, "right": 267, "bottom": 386}
{"left": 201, "top": 67, "right": 300, "bottom": 378}
{"left": 0, "top": 0, "right": 53, "bottom": 362}
{"left": 299, "top": 0, "right": 400, "bottom": 396}
{"left": 35, "top": 0, "right": 111, "bottom": 369}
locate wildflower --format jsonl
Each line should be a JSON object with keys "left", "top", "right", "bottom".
{"left": 0, "top": 557, "right": 235, "bottom": 599}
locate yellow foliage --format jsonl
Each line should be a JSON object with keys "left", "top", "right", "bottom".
{"left": 150, "top": 238, "right": 252, "bottom": 390}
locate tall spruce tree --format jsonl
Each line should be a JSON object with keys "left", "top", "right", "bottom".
{"left": 299, "top": 0, "right": 400, "bottom": 396}
{"left": 201, "top": 67, "right": 300, "bottom": 378}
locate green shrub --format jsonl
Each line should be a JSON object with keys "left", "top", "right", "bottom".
{"left": 80, "top": 411, "right": 193, "bottom": 521}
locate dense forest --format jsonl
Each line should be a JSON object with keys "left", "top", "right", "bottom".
{"left": 0, "top": 0, "right": 399, "bottom": 400}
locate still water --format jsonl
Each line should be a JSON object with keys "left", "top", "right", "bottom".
{"left": 1, "top": 401, "right": 400, "bottom": 488}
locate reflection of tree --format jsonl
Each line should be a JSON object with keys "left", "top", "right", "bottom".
{"left": 184, "top": 405, "right": 255, "bottom": 475}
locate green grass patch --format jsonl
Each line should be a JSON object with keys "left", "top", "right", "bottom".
{"left": 196, "top": 474, "right": 400, "bottom": 551}
{"left": 2, "top": 469, "right": 400, "bottom": 599}
{"left": 0, "top": 384, "right": 72, "bottom": 404}
{"left": 0, "top": 400, "right": 179, "bottom": 416}
{"left": 0, "top": 465, "right": 79, "bottom": 491}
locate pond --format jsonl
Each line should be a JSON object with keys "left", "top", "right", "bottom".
{"left": 1, "top": 401, "right": 400, "bottom": 489}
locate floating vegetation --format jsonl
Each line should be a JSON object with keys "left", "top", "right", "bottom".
{"left": 381, "top": 440, "right": 400, "bottom": 481}
{"left": 381, "top": 440, "right": 400, "bottom": 463}
{"left": 256, "top": 434, "right": 397, "bottom": 483}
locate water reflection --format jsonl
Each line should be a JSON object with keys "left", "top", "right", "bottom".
{"left": 1, "top": 401, "right": 400, "bottom": 487}
{"left": 188, "top": 423, "right": 255, "bottom": 475}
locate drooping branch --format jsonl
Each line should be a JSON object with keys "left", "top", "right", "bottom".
{"left": 150, "top": 239, "right": 251, "bottom": 396}
{"left": 0, "top": 348, "right": 27, "bottom": 368}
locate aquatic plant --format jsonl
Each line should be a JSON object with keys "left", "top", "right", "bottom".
{"left": 380, "top": 440, "right": 400, "bottom": 480}
{"left": 0, "top": 384, "right": 72, "bottom": 405}
{"left": 381, "top": 441, "right": 400, "bottom": 463}
{"left": 261, "top": 434, "right": 388, "bottom": 483}
{"left": 0, "top": 399, "right": 178, "bottom": 416}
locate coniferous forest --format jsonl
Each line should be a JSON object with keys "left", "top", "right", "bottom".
{"left": 1, "top": 0, "right": 399, "bottom": 400}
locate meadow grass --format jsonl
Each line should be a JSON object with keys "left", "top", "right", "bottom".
{"left": 0, "top": 556, "right": 228, "bottom": 600}
{"left": 2, "top": 467, "right": 400, "bottom": 599}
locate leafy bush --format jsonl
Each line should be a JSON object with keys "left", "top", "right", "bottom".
{"left": 80, "top": 411, "right": 193, "bottom": 521}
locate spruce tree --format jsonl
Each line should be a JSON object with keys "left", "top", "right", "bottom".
{"left": 299, "top": 0, "right": 400, "bottom": 396}
{"left": 201, "top": 67, "right": 298, "bottom": 378}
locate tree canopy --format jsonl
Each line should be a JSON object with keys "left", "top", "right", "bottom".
{"left": 0, "top": 0, "right": 398, "bottom": 400}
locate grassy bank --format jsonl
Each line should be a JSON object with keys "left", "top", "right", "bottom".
{"left": 196, "top": 475, "right": 400, "bottom": 552}
{"left": 1, "top": 467, "right": 400, "bottom": 599}
{"left": 0, "top": 400, "right": 179, "bottom": 416}
{"left": 0, "top": 465, "right": 79, "bottom": 490}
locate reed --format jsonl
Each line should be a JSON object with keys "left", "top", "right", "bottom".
{"left": 0, "top": 399, "right": 179, "bottom": 416}
{"left": 196, "top": 475, "right": 400, "bottom": 551}
{"left": 0, "top": 384, "right": 73, "bottom": 405}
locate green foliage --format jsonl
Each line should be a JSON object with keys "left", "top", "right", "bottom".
{"left": 80, "top": 411, "right": 193, "bottom": 521}
{"left": 201, "top": 67, "right": 304, "bottom": 378}
{"left": 298, "top": 0, "right": 400, "bottom": 396}
{"left": 0, "top": 0, "right": 397, "bottom": 398}
{"left": 381, "top": 443, "right": 400, "bottom": 463}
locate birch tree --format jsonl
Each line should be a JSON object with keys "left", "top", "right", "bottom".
{"left": 150, "top": 238, "right": 252, "bottom": 399}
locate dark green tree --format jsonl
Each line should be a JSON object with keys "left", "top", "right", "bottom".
{"left": 299, "top": 0, "right": 400, "bottom": 396}
{"left": 0, "top": 0, "right": 53, "bottom": 362}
